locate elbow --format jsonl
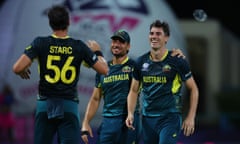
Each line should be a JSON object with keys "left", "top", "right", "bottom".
{"left": 100, "top": 67, "right": 109, "bottom": 76}
{"left": 12, "top": 63, "right": 29, "bottom": 75}
{"left": 12, "top": 54, "right": 31, "bottom": 74}
{"left": 12, "top": 64, "right": 21, "bottom": 74}
{"left": 104, "top": 67, "right": 109, "bottom": 75}
{"left": 92, "top": 60, "right": 109, "bottom": 75}
{"left": 95, "top": 63, "right": 109, "bottom": 75}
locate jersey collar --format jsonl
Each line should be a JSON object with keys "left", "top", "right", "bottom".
{"left": 110, "top": 56, "right": 129, "bottom": 65}
{"left": 51, "top": 34, "right": 70, "bottom": 39}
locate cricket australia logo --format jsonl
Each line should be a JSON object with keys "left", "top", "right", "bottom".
{"left": 162, "top": 64, "right": 171, "bottom": 72}
{"left": 122, "top": 66, "right": 132, "bottom": 73}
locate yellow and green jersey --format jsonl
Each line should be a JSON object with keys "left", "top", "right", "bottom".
{"left": 24, "top": 35, "right": 98, "bottom": 101}
{"left": 96, "top": 57, "right": 139, "bottom": 117}
{"left": 134, "top": 50, "right": 192, "bottom": 116}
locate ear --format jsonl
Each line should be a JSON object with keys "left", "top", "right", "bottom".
{"left": 165, "top": 36, "right": 169, "bottom": 44}
{"left": 127, "top": 43, "right": 131, "bottom": 49}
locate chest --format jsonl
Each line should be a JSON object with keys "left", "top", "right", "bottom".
{"left": 140, "top": 61, "right": 178, "bottom": 80}
{"left": 101, "top": 64, "right": 133, "bottom": 86}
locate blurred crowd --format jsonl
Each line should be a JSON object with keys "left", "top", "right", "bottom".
{"left": 0, "top": 84, "right": 15, "bottom": 143}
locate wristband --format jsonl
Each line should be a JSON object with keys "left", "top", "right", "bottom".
{"left": 94, "top": 51, "right": 103, "bottom": 57}
{"left": 81, "top": 130, "right": 89, "bottom": 136}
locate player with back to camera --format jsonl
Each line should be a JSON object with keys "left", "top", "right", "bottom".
{"left": 12, "top": 5, "right": 108, "bottom": 144}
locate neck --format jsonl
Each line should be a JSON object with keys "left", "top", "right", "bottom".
{"left": 150, "top": 47, "right": 168, "bottom": 61}
{"left": 53, "top": 30, "right": 68, "bottom": 38}
{"left": 112, "top": 55, "right": 128, "bottom": 65}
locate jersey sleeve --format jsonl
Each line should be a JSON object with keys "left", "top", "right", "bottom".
{"left": 24, "top": 37, "right": 41, "bottom": 60}
{"left": 132, "top": 57, "right": 142, "bottom": 81}
{"left": 95, "top": 73, "right": 102, "bottom": 88}
{"left": 177, "top": 58, "right": 192, "bottom": 81}
{"left": 80, "top": 42, "right": 98, "bottom": 67}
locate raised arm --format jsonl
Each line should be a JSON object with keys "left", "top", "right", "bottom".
{"left": 86, "top": 40, "right": 109, "bottom": 75}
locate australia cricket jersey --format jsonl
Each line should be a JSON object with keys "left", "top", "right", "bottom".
{"left": 24, "top": 35, "right": 98, "bottom": 101}
{"left": 134, "top": 50, "right": 192, "bottom": 116}
{"left": 96, "top": 57, "right": 137, "bottom": 117}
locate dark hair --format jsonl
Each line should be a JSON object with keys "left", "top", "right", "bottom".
{"left": 48, "top": 5, "right": 69, "bottom": 30}
{"left": 149, "top": 20, "right": 170, "bottom": 36}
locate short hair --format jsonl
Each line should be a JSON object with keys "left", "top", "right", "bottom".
{"left": 149, "top": 20, "right": 170, "bottom": 37}
{"left": 48, "top": 5, "right": 69, "bottom": 30}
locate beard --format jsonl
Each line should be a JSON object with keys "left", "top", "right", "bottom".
{"left": 112, "top": 50, "right": 128, "bottom": 58}
{"left": 112, "top": 52, "right": 125, "bottom": 58}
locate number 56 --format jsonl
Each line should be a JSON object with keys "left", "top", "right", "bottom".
{"left": 45, "top": 55, "right": 76, "bottom": 84}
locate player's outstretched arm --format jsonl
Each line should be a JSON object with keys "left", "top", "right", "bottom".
{"left": 87, "top": 40, "right": 109, "bottom": 75}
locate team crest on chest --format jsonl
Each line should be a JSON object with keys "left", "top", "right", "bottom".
{"left": 162, "top": 64, "right": 171, "bottom": 72}
{"left": 122, "top": 65, "right": 132, "bottom": 72}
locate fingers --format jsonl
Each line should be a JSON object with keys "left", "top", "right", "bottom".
{"left": 182, "top": 126, "right": 195, "bottom": 136}
{"left": 81, "top": 130, "right": 90, "bottom": 144}
{"left": 88, "top": 129, "right": 93, "bottom": 138}
{"left": 125, "top": 118, "right": 135, "bottom": 130}
{"left": 177, "top": 54, "right": 186, "bottom": 59}
{"left": 81, "top": 135, "right": 89, "bottom": 144}
{"left": 171, "top": 48, "right": 186, "bottom": 59}
{"left": 19, "top": 69, "right": 31, "bottom": 79}
{"left": 87, "top": 40, "right": 101, "bottom": 51}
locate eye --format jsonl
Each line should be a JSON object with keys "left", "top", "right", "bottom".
{"left": 156, "top": 32, "right": 161, "bottom": 36}
{"left": 149, "top": 32, "right": 161, "bottom": 36}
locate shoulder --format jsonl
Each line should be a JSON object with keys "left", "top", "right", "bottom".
{"left": 67, "top": 38, "right": 85, "bottom": 45}
{"left": 68, "top": 38, "right": 89, "bottom": 51}
{"left": 33, "top": 36, "right": 48, "bottom": 42}
{"left": 141, "top": 51, "right": 150, "bottom": 58}
{"left": 167, "top": 53, "right": 190, "bottom": 69}
{"left": 128, "top": 58, "right": 137, "bottom": 64}
{"left": 136, "top": 51, "right": 150, "bottom": 61}
{"left": 30, "top": 36, "right": 50, "bottom": 48}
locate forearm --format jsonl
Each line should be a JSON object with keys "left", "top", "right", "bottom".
{"left": 127, "top": 79, "right": 140, "bottom": 115}
{"left": 82, "top": 99, "right": 100, "bottom": 125}
{"left": 92, "top": 54, "right": 109, "bottom": 76}
{"left": 97, "top": 55, "right": 108, "bottom": 71}
{"left": 128, "top": 91, "right": 138, "bottom": 115}
{"left": 187, "top": 82, "right": 199, "bottom": 119}
{"left": 13, "top": 54, "right": 32, "bottom": 74}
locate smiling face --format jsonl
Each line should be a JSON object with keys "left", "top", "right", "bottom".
{"left": 149, "top": 27, "right": 169, "bottom": 50}
{"left": 111, "top": 37, "right": 130, "bottom": 58}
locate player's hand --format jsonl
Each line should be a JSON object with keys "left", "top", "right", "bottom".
{"left": 125, "top": 114, "right": 135, "bottom": 130}
{"left": 86, "top": 40, "right": 101, "bottom": 52}
{"left": 171, "top": 48, "right": 186, "bottom": 59}
{"left": 181, "top": 117, "right": 195, "bottom": 136}
{"left": 81, "top": 124, "right": 93, "bottom": 144}
{"left": 18, "top": 68, "right": 31, "bottom": 79}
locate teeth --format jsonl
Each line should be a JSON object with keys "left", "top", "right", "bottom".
{"left": 151, "top": 39, "right": 158, "bottom": 42}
